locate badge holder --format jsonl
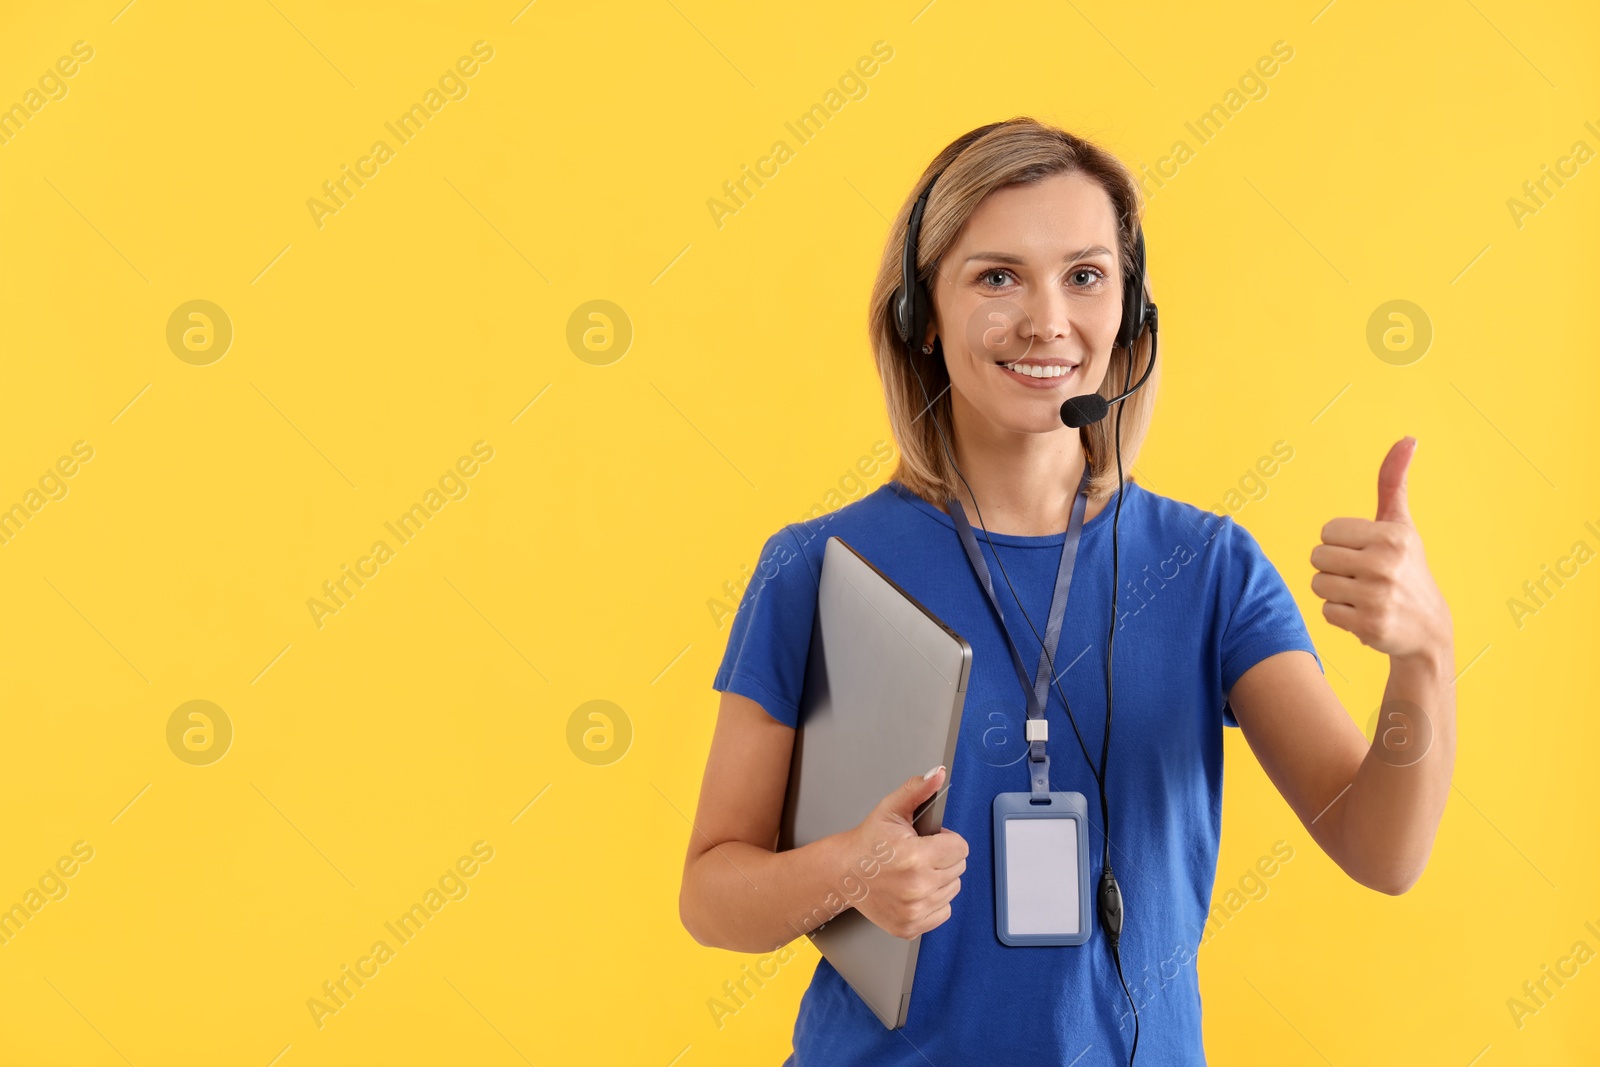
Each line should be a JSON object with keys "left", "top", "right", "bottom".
{"left": 993, "top": 786, "right": 1091, "bottom": 947}
{"left": 950, "top": 466, "right": 1094, "bottom": 948}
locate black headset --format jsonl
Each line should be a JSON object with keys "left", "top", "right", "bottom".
{"left": 888, "top": 133, "right": 1158, "bottom": 1066}
{"left": 892, "top": 161, "right": 1152, "bottom": 367}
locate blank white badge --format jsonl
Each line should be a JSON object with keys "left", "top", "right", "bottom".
{"left": 1004, "top": 815, "right": 1082, "bottom": 936}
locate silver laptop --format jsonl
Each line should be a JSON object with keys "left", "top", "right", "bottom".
{"left": 778, "top": 535, "right": 972, "bottom": 1030}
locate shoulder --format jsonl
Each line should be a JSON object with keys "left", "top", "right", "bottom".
{"left": 1120, "top": 482, "right": 1262, "bottom": 575}
{"left": 1122, "top": 481, "right": 1232, "bottom": 543}
{"left": 728, "top": 483, "right": 913, "bottom": 615}
{"left": 765, "top": 481, "right": 921, "bottom": 572}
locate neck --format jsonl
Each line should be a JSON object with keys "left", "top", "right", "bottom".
{"left": 944, "top": 401, "right": 1108, "bottom": 536}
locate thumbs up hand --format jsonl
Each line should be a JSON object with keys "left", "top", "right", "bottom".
{"left": 1309, "top": 437, "right": 1452, "bottom": 661}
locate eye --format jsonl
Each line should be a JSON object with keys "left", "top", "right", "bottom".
{"left": 974, "top": 265, "right": 1108, "bottom": 290}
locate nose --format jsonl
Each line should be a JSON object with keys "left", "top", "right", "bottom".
{"left": 1018, "top": 282, "right": 1073, "bottom": 345}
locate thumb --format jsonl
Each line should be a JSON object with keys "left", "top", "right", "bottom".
{"left": 1376, "top": 436, "right": 1416, "bottom": 525}
{"left": 880, "top": 765, "right": 944, "bottom": 826}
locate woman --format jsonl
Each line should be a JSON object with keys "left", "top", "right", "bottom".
{"left": 679, "top": 116, "right": 1454, "bottom": 1064}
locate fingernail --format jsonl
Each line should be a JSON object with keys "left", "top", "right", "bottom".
{"left": 923, "top": 765, "right": 944, "bottom": 781}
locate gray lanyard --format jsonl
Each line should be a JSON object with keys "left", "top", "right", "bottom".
{"left": 947, "top": 465, "right": 1091, "bottom": 801}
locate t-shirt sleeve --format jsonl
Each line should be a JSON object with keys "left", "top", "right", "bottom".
{"left": 711, "top": 524, "right": 821, "bottom": 729}
{"left": 1216, "top": 516, "right": 1323, "bottom": 728}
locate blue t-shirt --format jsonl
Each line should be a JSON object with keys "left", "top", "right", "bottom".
{"left": 712, "top": 477, "right": 1323, "bottom": 1065}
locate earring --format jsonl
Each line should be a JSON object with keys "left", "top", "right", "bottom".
{"left": 921, "top": 342, "right": 933, "bottom": 354}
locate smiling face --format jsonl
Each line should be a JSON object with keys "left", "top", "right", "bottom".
{"left": 923, "top": 170, "right": 1125, "bottom": 436}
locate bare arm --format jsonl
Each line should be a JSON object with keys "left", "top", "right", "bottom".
{"left": 1228, "top": 647, "right": 1455, "bottom": 894}
{"left": 678, "top": 691, "right": 873, "bottom": 953}
{"left": 1228, "top": 436, "right": 1456, "bottom": 895}
{"left": 679, "top": 690, "right": 968, "bottom": 952}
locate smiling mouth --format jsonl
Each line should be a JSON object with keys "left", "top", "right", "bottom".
{"left": 997, "top": 360, "right": 1079, "bottom": 380}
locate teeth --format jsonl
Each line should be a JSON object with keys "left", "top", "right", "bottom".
{"left": 1002, "top": 362, "right": 1076, "bottom": 379}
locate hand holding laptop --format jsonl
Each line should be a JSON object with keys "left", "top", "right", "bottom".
{"left": 844, "top": 764, "right": 970, "bottom": 940}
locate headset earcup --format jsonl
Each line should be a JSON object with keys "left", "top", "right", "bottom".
{"left": 1120, "top": 229, "right": 1146, "bottom": 351}
{"left": 910, "top": 281, "right": 932, "bottom": 354}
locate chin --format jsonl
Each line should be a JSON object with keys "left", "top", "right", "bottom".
{"left": 995, "top": 399, "right": 1078, "bottom": 435}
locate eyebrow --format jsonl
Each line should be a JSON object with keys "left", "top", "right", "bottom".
{"left": 963, "top": 245, "right": 1115, "bottom": 265}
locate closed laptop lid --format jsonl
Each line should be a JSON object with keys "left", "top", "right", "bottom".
{"left": 778, "top": 535, "right": 971, "bottom": 1029}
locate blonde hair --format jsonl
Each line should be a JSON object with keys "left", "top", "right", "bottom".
{"left": 867, "top": 116, "right": 1160, "bottom": 507}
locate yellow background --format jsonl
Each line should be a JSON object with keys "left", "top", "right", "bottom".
{"left": 0, "top": 0, "right": 1595, "bottom": 1063}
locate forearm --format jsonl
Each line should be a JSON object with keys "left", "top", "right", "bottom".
{"left": 1328, "top": 640, "right": 1457, "bottom": 893}
{"left": 681, "top": 828, "right": 875, "bottom": 954}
